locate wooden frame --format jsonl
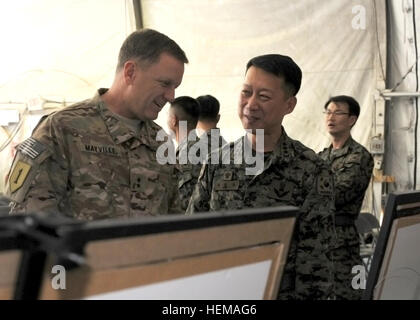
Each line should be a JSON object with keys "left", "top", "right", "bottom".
{"left": 34, "top": 206, "right": 297, "bottom": 300}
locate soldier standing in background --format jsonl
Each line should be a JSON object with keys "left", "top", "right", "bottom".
{"left": 167, "top": 96, "right": 200, "bottom": 211}
{"left": 187, "top": 54, "right": 337, "bottom": 300}
{"left": 172, "top": 94, "right": 228, "bottom": 211}
{"left": 319, "top": 95, "right": 374, "bottom": 300}
{"left": 195, "top": 94, "right": 227, "bottom": 153}
{"left": 5, "top": 29, "right": 188, "bottom": 220}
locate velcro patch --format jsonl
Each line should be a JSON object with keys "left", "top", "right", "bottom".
{"left": 316, "top": 174, "right": 333, "bottom": 196}
{"left": 223, "top": 171, "right": 233, "bottom": 181}
{"left": 214, "top": 180, "right": 240, "bottom": 191}
{"left": 9, "top": 161, "right": 31, "bottom": 193}
{"left": 82, "top": 144, "right": 120, "bottom": 157}
{"left": 17, "top": 137, "right": 46, "bottom": 159}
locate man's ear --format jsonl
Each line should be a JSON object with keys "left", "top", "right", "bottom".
{"left": 285, "top": 96, "right": 297, "bottom": 115}
{"left": 123, "top": 60, "right": 136, "bottom": 84}
{"left": 170, "top": 114, "right": 178, "bottom": 129}
{"left": 216, "top": 114, "right": 220, "bottom": 124}
{"left": 349, "top": 115, "right": 358, "bottom": 128}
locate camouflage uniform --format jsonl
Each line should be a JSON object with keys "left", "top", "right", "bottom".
{"left": 5, "top": 88, "right": 181, "bottom": 220}
{"left": 187, "top": 128, "right": 337, "bottom": 300}
{"left": 176, "top": 128, "right": 227, "bottom": 211}
{"left": 176, "top": 135, "right": 200, "bottom": 211}
{"left": 319, "top": 137, "right": 373, "bottom": 300}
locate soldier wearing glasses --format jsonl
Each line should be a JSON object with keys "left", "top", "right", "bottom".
{"left": 319, "top": 95, "right": 374, "bottom": 300}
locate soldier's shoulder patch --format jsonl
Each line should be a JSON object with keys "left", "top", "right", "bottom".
{"left": 9, "top": 160, "right": 31, "bottom": 193}
{"left": 316, "top": 173, "right": 334, "bottom": 196}
{"left": 16, "top": 137, "right": 47, "bottom": 160}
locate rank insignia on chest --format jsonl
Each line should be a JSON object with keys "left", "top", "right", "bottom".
{"left": 215, "top": 180, "right": 240, "bottom": 191}
{"left": 223, "top": 171, "right": 233, "bottom": 180}
{"left": 316, "top": 175, "right": 333, "bottom": 195}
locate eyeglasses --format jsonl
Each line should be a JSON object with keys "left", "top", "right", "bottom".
{"left": 323, "top": 110, "right": 350, "bottom": 116}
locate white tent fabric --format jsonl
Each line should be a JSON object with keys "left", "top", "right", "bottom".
{"left": 0, "top": 1, "right": 393, "bottom": 218}
{"left": 0, "top": 0, "right": 136, "bottom": 192}
{"left": 148, "top": 0, "right": 383, "bottom": 153}
{"left": 385, "top": 0, "right": 420, "bottom": 192}
{"left": 147, "top": 0, "right": 386, "bottom": 215}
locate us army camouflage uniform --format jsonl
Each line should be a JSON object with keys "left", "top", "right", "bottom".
{"left": 187, "top": 128, "right": 337, "bottom": 300}
{"left": 319, "top": 137, "right": 373, "bottom": 300}
{"left": 6, "top": 88, "right": 181, "bottom": 220}
{"left": 176, "top": 128, "right": 227, "bottom": 211}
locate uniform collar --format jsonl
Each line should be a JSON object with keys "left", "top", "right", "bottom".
{"left": 271, "top": 127, "right": 295, "bottom": 165}
{"left": 328, "top": 136, "right": 354, "bottom": 159}
{"left": 94, "top": 88, "right": 162, "bottom": 150}
{"left": 232, "top": 127, "right": 294, "bottom": 168}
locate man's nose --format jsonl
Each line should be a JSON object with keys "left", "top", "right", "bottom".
{"left": 245, "top": 95, "right": 259, "bottom": 111}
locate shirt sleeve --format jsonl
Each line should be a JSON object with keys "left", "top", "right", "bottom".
{"left": 294, "top": 165, "right": 336, "bottom": 299}
{"left": 185, "top": 163, "right": 212, "bottom": 214}
{"left": 6, "top": 117, "right": 69, "bottom": 217}
{"left": 334, "top": 151, "right": 374, "bottom": 206}
{"left": 168, "top": 164, "right": 183, "bottom": 214}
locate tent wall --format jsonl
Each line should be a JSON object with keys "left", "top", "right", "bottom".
{"left": 0, "top": 1, "right": 136, "bottom": 193}
{"left": 385, "top": 0, "right": 420, "bottom": 194}
{"left": 146, "top": 0, "right": 386, "bottom": 216}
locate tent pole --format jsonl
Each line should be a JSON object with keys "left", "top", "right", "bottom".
{"left": 132, "top": 0, "right": 143, "bottom": 30}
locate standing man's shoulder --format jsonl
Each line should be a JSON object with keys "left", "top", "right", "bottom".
{"left": 349, "top": 138, "right": 373, "bottom": 157}
{"left": 289, "top": 137, "right": 328, "bottom": 172}
{"left": 318, "top": 145, "right": 331, "bottom": 160}
{"left": 344, "top": 138, "right": 374, "bottom": 168}
{"left": 35, "top": 98, "right": 101, "bottom": 134}
{"left": 287, "top": 137, "right": 334, "bottom": 196}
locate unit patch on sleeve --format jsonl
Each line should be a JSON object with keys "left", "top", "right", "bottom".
{"left": 9, "top": 161, "right": 31, "bottom": 193}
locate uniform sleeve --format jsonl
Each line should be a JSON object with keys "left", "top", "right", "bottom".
{"left": 5, "top": 117, "right": 69, "bottom": 217}
{"left": 185, "top": 163, "right": 211, "bottom": 215}
{"left": 167, "top": 164, "right": 183, "bottom": 214}
{"left": 334, "top": 151, "right": 374, "bottom": 206}
{"left": 292, "top": 165, "right": 336, "bottom": 299}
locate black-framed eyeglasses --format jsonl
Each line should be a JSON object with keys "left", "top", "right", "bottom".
{"left": 323, "top": 110, "right": 351, "bottom": 116}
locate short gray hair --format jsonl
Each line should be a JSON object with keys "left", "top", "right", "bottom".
{"left": 117, "top": 29, "right": 188, "bottom": 71}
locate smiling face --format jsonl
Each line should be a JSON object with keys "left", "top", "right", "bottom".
{"left": 325, "top": 101, "right": 357, "bottom": 137}
{"left": 123, "top": 52, "right": 184, "bottom": 120}
{"left": 238, "top": 66, "right": 296, "bottom": 135}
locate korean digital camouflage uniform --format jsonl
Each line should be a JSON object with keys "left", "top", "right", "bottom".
{"left": 176, "top": 135, "right": 200, "bottom": 211}
{"left": 5, "top": 88, "right": 181, "bottom": 220}
{"left": 187, "top": 128, "right": 337, "bottom": 300}
{"left": 319, "top": 137, "right": 373, "bottom": 300}
{"left": 176, "top": 128, "right": 227, "bottom": 211}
